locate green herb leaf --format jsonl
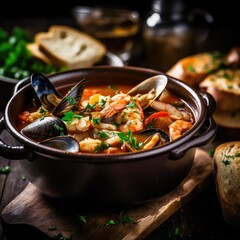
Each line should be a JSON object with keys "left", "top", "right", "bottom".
{"left": 61, "top": 110, "right": 83, "bottom": 124}
{"left": 0, "top": 166, "right": 11, "bottom": 174}
{"left": 78, "top": 215, "right": 87, "bottom": 224}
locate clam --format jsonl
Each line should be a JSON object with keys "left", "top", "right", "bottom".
{"left": 127, "top": 74, "right": 168, "bottom": 109}
{"left": 40, "top": 136, "right": 80, "bottom": 153}
{"left": 21, "top": 116, "right": 67, "bottom": 141}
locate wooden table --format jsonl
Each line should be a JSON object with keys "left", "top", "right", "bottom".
{"left": 0, "top": 17, "right": 240, "bottom": 240}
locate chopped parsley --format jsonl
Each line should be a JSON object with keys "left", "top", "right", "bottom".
{"left": 61, "top": 110, "right": 83, "bottom": 124}
{"left": 118, "top": 130, "right": 143, "bottom": 149}
{"left": 65, "top": 96, "right": 76, "bottom": 105}
{"left": 186, "top": 65, "right": 196, "bottom": 73}
{"left": 126, "top": 100, "right": 137, "bottom": 109}
{"left": 53, "top": 233, "right": 72, "bottom": 240}
{"left": 54, "top": 124, "right": 65, "bottom": 135}
{"left": 222, "top": 153, "right": 240, "bottom": 165}
{"left": 78, "top": 215, "right": 87, "bottom": 224}
{"left": 99, "top": 131, "right": 108, "bottom": 139}
{"left": 105, "top": 211, "right": 137, "bottom": 226}
{"left": 169, "top": 227, "right": 183, "bottom": 239}
{"left": 94, "top": 141, "right": 110, "bottom": 152}
{"left": 100, "top": 99, "right": 107, "bottom": 109}
{"left": 91, "top": 117, "right": 101, "bottom": 126}
{"left": 0, "top": 166, "right": 11, "bottom": 174}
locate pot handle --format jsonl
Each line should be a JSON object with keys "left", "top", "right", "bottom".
{"left": 198, "top": 90, "right": 216, "bottom": 115}
{"left": 170, "top": 115, "right": 217, "bottom": 160}
{"left": 0, "top": 117, "right": 30, "bottom": 160}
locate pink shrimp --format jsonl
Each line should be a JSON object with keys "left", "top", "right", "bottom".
{"left": 169, "top": 120, "right": 193, "bottom": 141}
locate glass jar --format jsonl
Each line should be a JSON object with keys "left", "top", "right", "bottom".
{"left": 143, "top": 0, "right": 213, "bottom": 72}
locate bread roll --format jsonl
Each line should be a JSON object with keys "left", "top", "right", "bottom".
{"left": 213, "top": 141, "right": 240, "bottom": 229}
{"left": 34, "top": 25, "right": 107, "bottom": 69}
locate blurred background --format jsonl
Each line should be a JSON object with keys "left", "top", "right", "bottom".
{"left": 1, "top": 0, "right": 240, "bottom": 68}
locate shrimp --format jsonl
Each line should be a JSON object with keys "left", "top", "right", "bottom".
{"left": 101, "top": 93, "right": 131, "bottom": 118}
{"left": 169, "top": 120, "right": 193, "bottom": 141}
{"left": 115, "top": 99, "right": 144, "bottom": 133}
{"left": 150, "top": 101, "right": 182, "bottom": 120}
{"left": 66, "top": 116, "right": 91, "bottom": 132}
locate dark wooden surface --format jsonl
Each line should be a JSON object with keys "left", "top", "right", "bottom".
{"left": 1, "top": 17, "right": 240, "bottom": 240}
{"left": 0, "top": 149, "right": 212, "bottom": 240}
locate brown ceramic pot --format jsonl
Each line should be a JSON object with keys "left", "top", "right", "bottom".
{"left": 0, "top": 66, "right": 217, "bottom": 206}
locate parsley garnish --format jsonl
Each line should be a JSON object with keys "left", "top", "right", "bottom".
{"left": 168, "top": 227, "right": 183, "bottom": 239}
{"left": 117, "top": 130, "right": 143, "bottom": 149}
{"left": 91, "top": 117, "right": 101, "bottom": 126}
{"left": 186, "top": 65, "right": 196, "bottom": 73}
{"left": 100, "top": 99, "right": 107, "bottom": 109}
{"left": 53, "top": 233, "right": 72, "bottom": 240}
{"left": 65, "top": 96, "right": 76, "bottom": 105}
{"left": 99, "top": 131, "right": 108, "bottom": 139}
{"left": 61, "top": 110, "right": 83, "bottom": 124}
{"left": 94, "top": 141, "right": 110, "bottom": 152}
{"left": 0, "top": 166, "right": 11, "bottom": 174}
{"left": 126, "top": 100, "right": 137, "bottom": 109}
{"left": 54, "top": 124, "right": 65, "bottom": 135}
{"left": 78, "top": 215, "right": 87, "bottom": 224}
{"left": 105, "top": 211, "right": 137, "bottom": 226}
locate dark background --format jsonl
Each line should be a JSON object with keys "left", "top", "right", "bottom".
{"left": 1, "top": 0, "right": 239, "bottom": 58}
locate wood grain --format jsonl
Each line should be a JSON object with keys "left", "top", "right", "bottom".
{"left": 1, "top": 149, "right": 212, "bottom": 240}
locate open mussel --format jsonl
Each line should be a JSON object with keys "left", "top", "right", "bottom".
{"left": 52, "top": 78, "right": 86, "bottom": 117}
{"left": 31, "top": 72, "right": 86, "bottom": 117}
{"left": 21, "top": 116, "right": 67, "bottom": 141}
{"left": 31, "top": 72, "right": 62, "bottom": 111}
{"left": 127, "top": 75, "right": 168, "bottom": 109}
{"left": 40, "top": 136, "right": 80, "bottom": 153}
{"left": 124, "top": 128, "right": 170, "bottom": 152}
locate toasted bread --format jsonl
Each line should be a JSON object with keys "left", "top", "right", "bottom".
{"left": 200, "top": 69, "right": 240, "bottom": 112}
{"left": 35, "top": 25, "right": 107, "bottom": 69}
{"left": 213, "top": 141, "right": 240, "bottom": 228}
{"left": 167, "top": 52, "right": 226, "bottom": 88}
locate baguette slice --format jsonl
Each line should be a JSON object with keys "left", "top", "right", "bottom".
{"left": 167, "top": 52, "right": 226, "bottom": 87}
{"left": 27, "top": 42, "right": 53, "bottom": 65}
{"left": 199, "top": 69, "right": 240, "bottom": 112}
{"left": 213, "top": 141, "right": 240, "bottom": 228}
{"left": 35, "top": 25, "right": 107, "bottom": 69}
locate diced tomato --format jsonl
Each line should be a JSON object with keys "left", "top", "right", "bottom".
{"left": 18, "top": 111, "right": 30, "bottom": 123}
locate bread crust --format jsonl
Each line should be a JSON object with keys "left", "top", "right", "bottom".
{"left": 166, "top": 52, "right": 225, "bottom": 88}
{"left": 213, "top": 141, "right": 240, "bottom": 212}
{"left": 34, "top": 25, "right": 107, "bottom": 69}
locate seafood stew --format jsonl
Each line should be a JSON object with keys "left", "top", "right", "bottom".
{"left": 17, "top": 73, "right": 195, "bottom": 154}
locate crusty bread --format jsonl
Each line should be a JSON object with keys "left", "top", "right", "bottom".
{"left": 166, "top": 52, "right": 226, "bottom": 88}
{"left": 213, "top": 141, "right": 240, "bottom": 228}
{"left": 199, "top": 69, "right": 240, "bottom": 112}
{"left": 27, "top": 42, "right": 53, "bottom": 65}
{"left": 34, "top": 25, "right": 107, "bottom": 69}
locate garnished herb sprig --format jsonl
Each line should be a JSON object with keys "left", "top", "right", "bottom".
{"left": 61, "top": 110, "right": 83, "bottom": 124}
{"left": 118, "top": 130, "right": 143, "bottom": 150}
{"left": 0, "top": 166, "right": 11, "bottom": 174}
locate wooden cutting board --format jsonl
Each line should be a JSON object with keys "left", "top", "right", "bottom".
{"left": 1, "top": 148, "right": 212, "bottom": 240}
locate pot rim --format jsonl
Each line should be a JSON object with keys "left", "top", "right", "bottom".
{"left": 4, "top": 66, "right": 207, "bottom": 162}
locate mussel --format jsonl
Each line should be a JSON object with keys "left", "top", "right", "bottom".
{"left": 40, "top": 136, "right": 80, "bottom": 153}
{"left": 124, "top": 128, "right": 170, "bottom": 152}
{"left": 21, "top": 116, "right": 67, "bottom": 141}
{"left": 31, "top": 72, "right": 62, "bottom": 111}
{"left": 128, "top": 75, "right": 168, "bottom": 109}
{"left": 31, "top": 72, "right": 86, "bottom": 117}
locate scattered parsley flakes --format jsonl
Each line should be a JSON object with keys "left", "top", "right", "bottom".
{"left": 186, "top": 65, "right": 196, "bottom": 73}
{"left": 53, "top": 233, "right": 72, "bottom": 240}
{"left": 48, "top": 226, "right": 57, "bottom": 231}
{"left": 94, "top": 141, "right": 110, "bottom": 153}
{"left": 105, "top": 211, "right": 137, "bottom": 226}
{"left": 0, "top": 166, "right": 11, "bottom": 174}
{"left": 91, "top": 117, "right": 101, "bottom": 126}
{"left": 78, "top": 215, "right": 87, "bottom": 224}
{"left": 169, "top": 227, "right": 183, "bottom": 239}
{"left": 65, "top": 96, "right": 76, "bottom": 105}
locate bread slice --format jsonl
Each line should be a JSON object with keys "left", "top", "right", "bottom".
{"left": 27, "top": 42, "right": 53, "bottom": 65}
{"left": 166, "top": 52, "right": 226, "bottom": 87}
{"left": 199, "top": 69, "right": 240, "bottom": 112}
{"left": 213, "top": 141, "right": 240, "bottom": 228}
{"left": 35, "top": 25, "right": 107, "bottom": 69}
